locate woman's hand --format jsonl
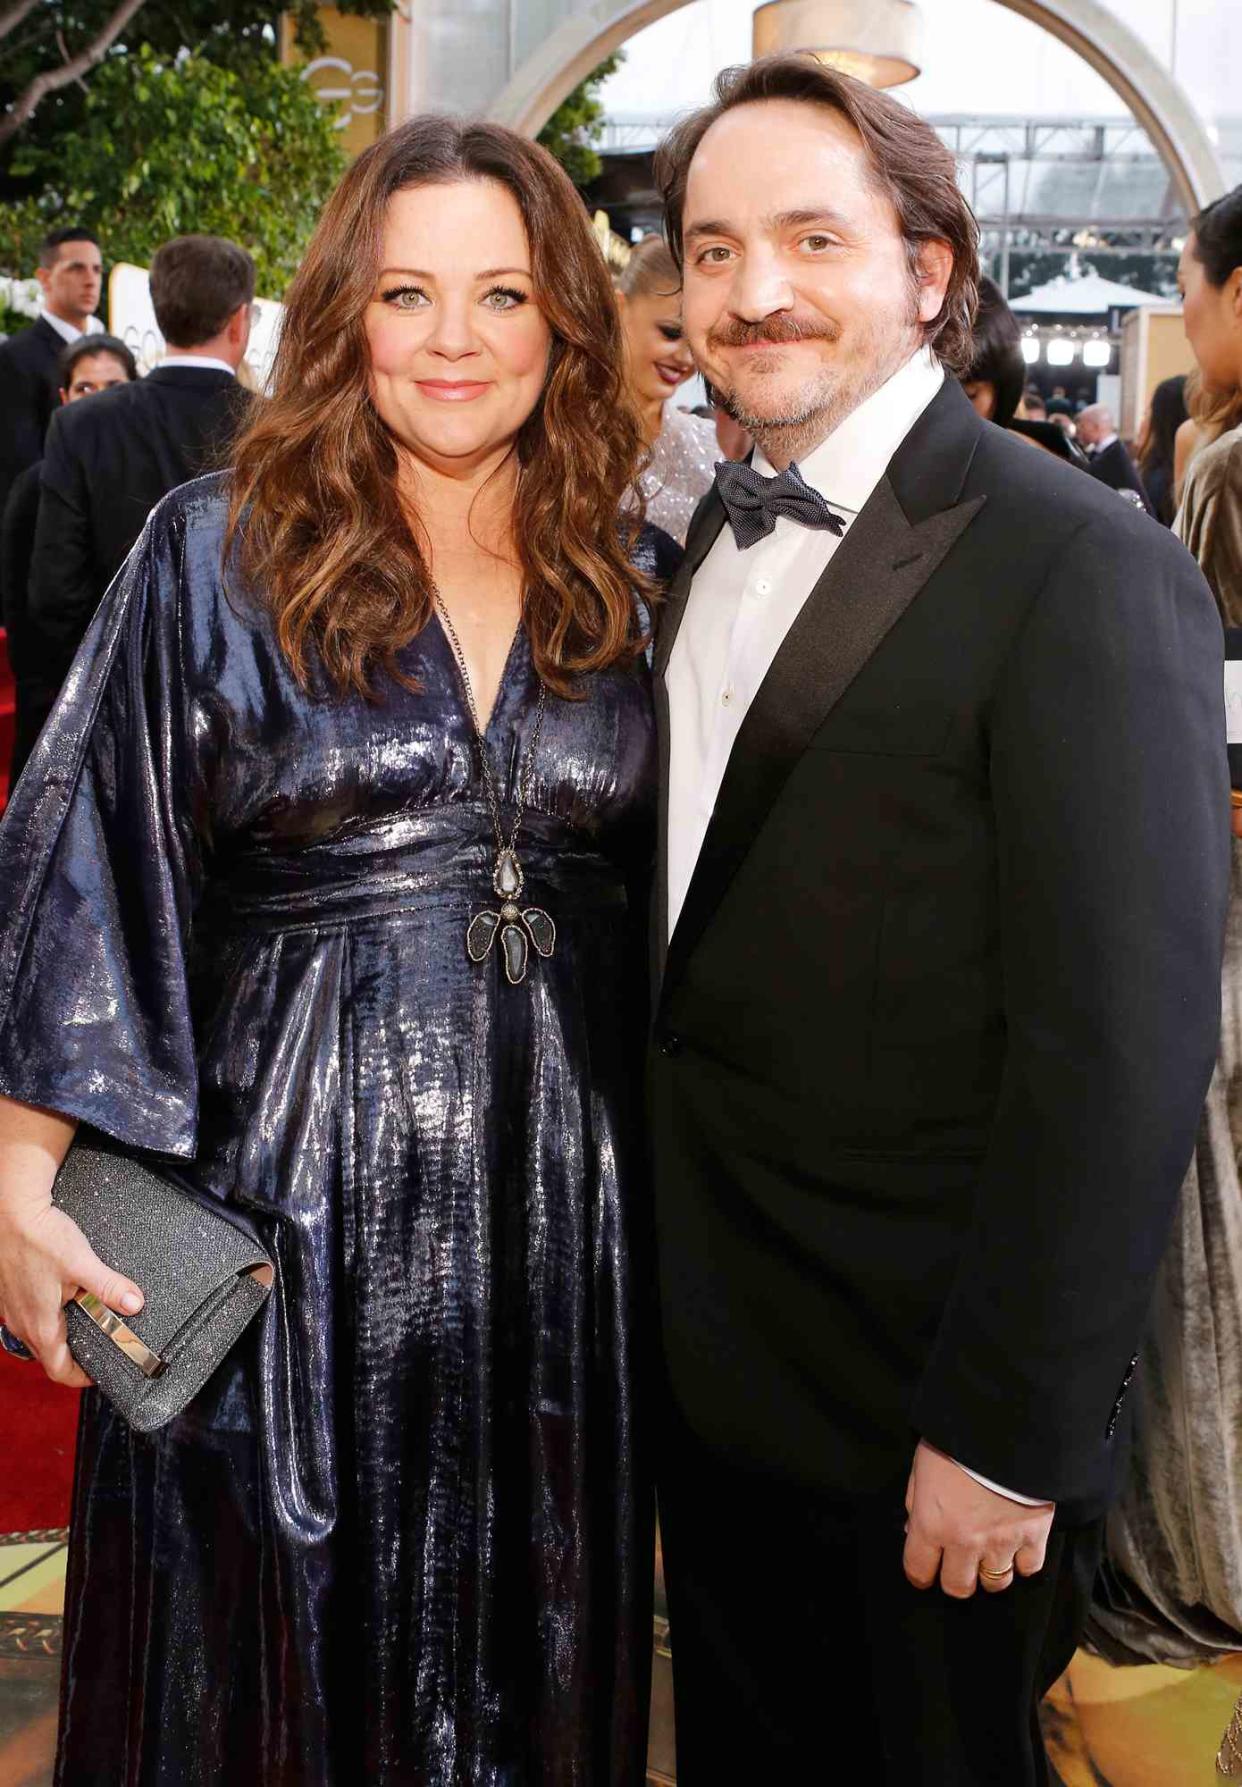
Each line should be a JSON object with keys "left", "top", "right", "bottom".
{"left": 0, "top": 1097, "right": 141, "bottom": 1389}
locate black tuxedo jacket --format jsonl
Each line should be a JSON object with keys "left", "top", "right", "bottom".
{"left": 0, "top": 316, "right": 64, "bottom": 527}
{"left": 649, "top": 379, "right": 1228, "bottom": 1518}
{"left": 28, "top": 365, "right": 249, "bottom": 696}
{"left": 1087, "top": 437, "right": 1153, "bottom": 513}
{"left": 0, "top": 460, "right": 45, "bottom": 782}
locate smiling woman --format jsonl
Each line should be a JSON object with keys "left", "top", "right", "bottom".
{"left": 615, "top": 233, "right": 717, "bottom": 542}
{"left": 0, "top": 111, "right": 680, "bottom": 1787}
{"left": 230, "top": 116, "right": 652, "bottom": 701}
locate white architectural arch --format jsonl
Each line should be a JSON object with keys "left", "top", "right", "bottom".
{"left": 477, "top": 0, "right": 1224, "bottom": 214}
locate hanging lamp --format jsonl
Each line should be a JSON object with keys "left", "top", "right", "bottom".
{"left": 752, "top": 0, "right": 924, "bottom": 88}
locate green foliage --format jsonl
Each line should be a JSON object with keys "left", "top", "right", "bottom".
{"left": 0, "top": 0, "right": 393, "bottom": 177}
{"left": 0, "top": 45, "right": 346, "bottom": 296}
{"left": 537, "top": 51, "right": 623, "bottom": 190}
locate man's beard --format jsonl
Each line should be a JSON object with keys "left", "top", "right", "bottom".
{"left": 707, "top": 302, "right": 922, "bottom": 467}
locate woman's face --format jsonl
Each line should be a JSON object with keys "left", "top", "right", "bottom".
{"left": 1179, "top": 232, "right": 1242, "bottom": 393}
{"left": 618, "top": 287, "right": 695, "bottom": 411}
{"left": 364, "top": 178, "right": 553, "bottom": 473}
{"left": 961, "top": 378, "right": 997, "bottom": 422}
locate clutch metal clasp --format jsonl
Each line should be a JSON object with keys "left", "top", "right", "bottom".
{"left": 72, "top": 1290, "right": 167, "bottom": 1379}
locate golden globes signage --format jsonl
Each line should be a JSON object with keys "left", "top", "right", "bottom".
{"left": 280, "top": 7, "right": 389, "bottom": 158}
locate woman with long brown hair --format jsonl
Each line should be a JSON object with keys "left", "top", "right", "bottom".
{"left": 0, "top": 117, "right": 675, "bottom": 1783}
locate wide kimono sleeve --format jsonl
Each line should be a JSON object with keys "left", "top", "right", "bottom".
{"left": 0, "top": 501, "right": 205, "bottom": 1156}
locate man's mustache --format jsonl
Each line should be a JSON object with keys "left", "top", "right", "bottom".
{"left": 706, "top": 315, "right": 840, "bottom": 351}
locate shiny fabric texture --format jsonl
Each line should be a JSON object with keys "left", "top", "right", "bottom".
{"left": 0, "top": 472, "right": 676, "bottom": 1785}
{"left": 639, "top": 408, "right": 717, "bottom": 547}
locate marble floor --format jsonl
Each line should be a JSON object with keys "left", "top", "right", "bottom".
{"left": 0, "top": 1532, "right": 1233, "bottom": 1786}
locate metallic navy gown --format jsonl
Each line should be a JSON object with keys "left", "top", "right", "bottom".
{"left": 0, "top": 473, "right": 675, "bottom": 1786}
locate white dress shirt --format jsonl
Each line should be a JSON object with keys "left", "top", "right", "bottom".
{"left": 665, "top": 345, "right": 1043, "bottom": 1510}
{"left": 667, "top": 346, "right": 944, "bottom": 936}
{"left": 159, "top": 354, "right": 238, "bottom": 376}
{"left": 39, "top": 308, "right": 104, "bottom": 345}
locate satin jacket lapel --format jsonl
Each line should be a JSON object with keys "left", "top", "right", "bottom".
{"left": 652, "top": 487, "right": 729, "bottom": 987}
{"left": 660, "top": 383, "right": 987, "bottom": 1005}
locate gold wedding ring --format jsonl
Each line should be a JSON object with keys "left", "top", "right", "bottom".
{"left": 979, "top": 1563, "right": 1015, "bottom": 1580}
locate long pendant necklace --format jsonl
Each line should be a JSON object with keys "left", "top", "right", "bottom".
{"left": 433, "top": 588, "right": 556, "bottom": 986}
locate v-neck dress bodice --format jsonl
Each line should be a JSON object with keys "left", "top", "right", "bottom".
{"left": 0, "top": 472, "right": 678, "bottom": 1786}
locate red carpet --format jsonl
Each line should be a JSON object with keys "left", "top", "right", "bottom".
{"left": 0, "top": 1350, "right": 78, "bottom": 1532}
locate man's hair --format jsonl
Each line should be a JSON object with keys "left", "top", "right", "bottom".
{"left": 58, "top": 332, "right": 138, "bottom": 388}
{"left": 149, "top": 235, "right": 256, "bottom": 348}
{"left": 653, "top": 54, "right": 980, "bottom": 373}
{"left": 39, "top": 227, "right": 99, "bottom": 270}
{"left": 963, "top": 276, "right": 1024, "bottom": 426}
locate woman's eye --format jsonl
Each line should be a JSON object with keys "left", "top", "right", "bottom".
{"left": 658, "top": 325, "right": 683, "bottom": 342}
{"left": 482, "top": 286, "right": 527, "bottom": 311}
{"left": 382, "top": 286, "right": 428, "bottom": 310}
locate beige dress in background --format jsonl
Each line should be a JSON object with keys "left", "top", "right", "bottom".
{"left": 1087, "top": 423, "right": 1242, "bottom": 1668}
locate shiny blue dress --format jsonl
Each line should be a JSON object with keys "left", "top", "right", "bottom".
{"left": 0, "top": 473, "right": 675, "bottom": 1785}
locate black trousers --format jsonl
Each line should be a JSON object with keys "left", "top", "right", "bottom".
{"left": 659, "top": 1419, "right": 1102, "bottom": 1786}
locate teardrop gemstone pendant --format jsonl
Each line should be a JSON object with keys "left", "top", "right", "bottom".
{"left": 494, "top": 850, "right": 523, "bottom": 900}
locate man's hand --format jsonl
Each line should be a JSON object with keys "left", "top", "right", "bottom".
{"left": 903, "top": 1440, "right": 1054, "bottom": 1599}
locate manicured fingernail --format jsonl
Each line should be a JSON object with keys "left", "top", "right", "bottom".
{"left": 120, "top": 1291, "right": 142, "bottom": 1314}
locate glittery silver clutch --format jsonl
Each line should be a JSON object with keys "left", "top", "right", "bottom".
{"left": 53, "top": 1145, "right": 274, "bottom": 1432}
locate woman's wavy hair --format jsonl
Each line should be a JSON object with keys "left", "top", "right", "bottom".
{"left": 228, "top": 116, "right": 649, "bottom": 700}
{"left": 654, "top": 55, "right": 980, "bottom": 374}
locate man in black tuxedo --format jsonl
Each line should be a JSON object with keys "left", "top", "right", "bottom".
{"left": 1077, "top": 401, "right": 1154, "bottom": 512}
{"left": 649, "top": 57, "right": 1228, "bottom": 1784}
{"left": 1, "top": 334, "right": 137, "bottom": 785}
{"left": 0, "top": 228, "right": 103, "bottom": 525}
{"left": 27, "top": 234, "right": 254, "bottom": 729}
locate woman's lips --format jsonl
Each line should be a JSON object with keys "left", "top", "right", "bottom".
{"left": 415, "top": 380, "right": 491, "bottom": 402}
{"left": 655, "top": 362, "right": 687, "bottom": 387}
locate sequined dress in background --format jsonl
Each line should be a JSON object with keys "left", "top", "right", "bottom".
{"left": 640, "top": 405, "right": 718, "bottom": 545}
{"left": 0, "top": 473, "right": 677, "bottom": 1785}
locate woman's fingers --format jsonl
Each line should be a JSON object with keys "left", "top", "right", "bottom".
{"left": 0, "top": 1208, "right": 137, "bottom": 1387}
{"left": 57, "top": 1224, "right": 143, "bottom": 1317}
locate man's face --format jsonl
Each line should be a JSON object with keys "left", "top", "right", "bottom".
{"left": 37, "top": 239, "right": 103, "bottom": 327}
{"left": 679, "top": 100, "right": 951, "bottom": 463}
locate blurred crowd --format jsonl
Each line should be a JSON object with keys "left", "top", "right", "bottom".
{"left": 0, "top": 229, "right": 254, "bottom": 780}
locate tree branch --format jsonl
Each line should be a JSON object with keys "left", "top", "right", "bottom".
{"left": 0, "top": 0, "right": 42, "bottom": 46}
{"left": 0, "top": 0, "right": 147, "bottom": 143}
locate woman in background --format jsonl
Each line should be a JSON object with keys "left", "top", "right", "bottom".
{"left": 1089, "top": 191, "right": 1242, "bottom": 1775}
{"left": 616, "top": 234, "right": 717, "bottom": 543}
{"left": 1173, "top": 197, "right": 1242, "bottom": 619}
{"left": 958, "top": 275, "right": 1025, "bottom": 426}
{"left": 1174, "top": 372, "right": 1242, "bottom": 510}
{"left": 1136, "top": 373, "right": 1187, "bottom": 526}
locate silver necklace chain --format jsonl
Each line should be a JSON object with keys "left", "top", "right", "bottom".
{"left": 432, "top": 588, "right": 547, "bottom": 858}
{"left": 432, "top": 585, "right": 555, "bottom": 985}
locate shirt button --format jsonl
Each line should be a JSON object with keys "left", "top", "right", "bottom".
{"left": 721, "top": 686, "right": 735, "bottom": 707}
{"left": 754, "top": 578, "right": 771, "bottom": 596}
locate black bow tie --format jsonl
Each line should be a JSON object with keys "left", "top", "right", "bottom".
{"left": 714, "top": 458, "right": 846, "bottom": 550}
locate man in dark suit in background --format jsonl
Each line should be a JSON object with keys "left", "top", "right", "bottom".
{"left": 649, "top": 56, "right": 1228, "bottom": 1785}
{"left": 1, "top": 333, "right": 138, "bottom": 784}
{"left": 27, "top": 234, "right": 254, "bottom": 729}
{"left": 1077, "top": 402, "right": 1154, "bottom": 512}
{"left": 0, "top": 228, "right": 104, "bottom": 523}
